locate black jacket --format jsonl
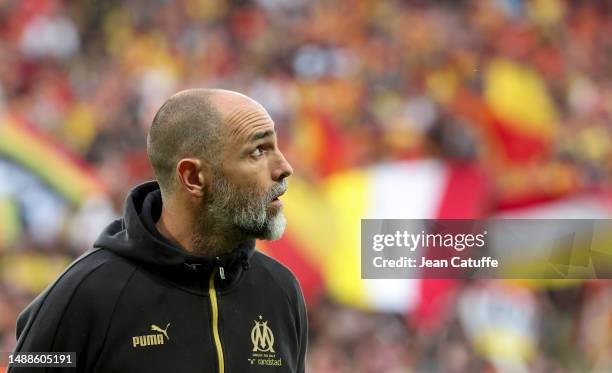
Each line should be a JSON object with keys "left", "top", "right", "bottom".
{"left": 11, "top": 181, "right": 308, "bottom": 373}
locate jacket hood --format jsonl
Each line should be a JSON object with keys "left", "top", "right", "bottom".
{"left": 93, "top": 181, "right": 255, "bottom": 290}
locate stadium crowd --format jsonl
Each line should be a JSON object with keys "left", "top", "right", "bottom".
{"left": 1, "top": 0, "right": 612, "bottom": 371}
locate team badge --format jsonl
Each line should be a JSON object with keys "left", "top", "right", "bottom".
{"left": 247, "top": 316, "right": 282, "bottom": 367}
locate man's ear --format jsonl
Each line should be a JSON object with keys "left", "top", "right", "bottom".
{"left": 176, "top": 158, "right": 210, "bottom": 198}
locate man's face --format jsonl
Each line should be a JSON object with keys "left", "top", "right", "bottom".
{"left": 198, "top": 96, "right": 293, "bottom": 241}
{"left": 207, "top": 169, "right": 287, "bottom": 240}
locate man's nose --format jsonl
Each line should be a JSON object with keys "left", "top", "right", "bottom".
{"left": 273, "top": 151, "right": 293, "bottom": 181}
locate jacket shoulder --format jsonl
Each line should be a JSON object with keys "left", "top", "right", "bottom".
{"left": 24, "top": 248, "right": 135, "bottom": 314}
{"left": 250, "top": 250, "right": 303, "bottom": 302}
{"left": 62, "top": 248, "right": 137, "bottom": 288}
{"left": 15, "top": 249, "right": 137, "bottom": 353}
{"left": 51, "top": 248, "right": 138, "bottom": 310}
{"left": 251, "top": 250, "right": 298, "bottom": 280}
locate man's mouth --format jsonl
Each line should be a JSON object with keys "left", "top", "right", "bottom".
{"left": 271, "top": 191, "right": 285, "bottom": 202}
{"left": 270, "top": 190, "right": 285, "bottom": 205}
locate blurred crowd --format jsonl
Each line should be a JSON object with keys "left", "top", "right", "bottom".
{"left": 1, "top": 0, "right": 612, "bottom": 371}
{"left": 308, "top": 282, "right": 612, "bottom": 372}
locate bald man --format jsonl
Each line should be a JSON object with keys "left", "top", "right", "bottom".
{"left": 11, "top": 89, "right": 307, "bottom": 373}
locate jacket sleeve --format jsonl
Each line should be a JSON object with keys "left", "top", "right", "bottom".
{"left": 9, "top": 250, "right": 129, "bottom": 373}
{"left": 294, "top": 280, "right": 308, "bottom": 373}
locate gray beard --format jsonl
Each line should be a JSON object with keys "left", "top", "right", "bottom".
{"left": 195, "top": 173, "right": 288, "bottom": 250}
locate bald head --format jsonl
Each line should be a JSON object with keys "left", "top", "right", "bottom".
{"left": 147, "top": 88, "right": 272, "bottom": 196}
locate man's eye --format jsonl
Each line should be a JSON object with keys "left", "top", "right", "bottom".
{"left": 251, "top": 147, "right": 264, "bottom": 157}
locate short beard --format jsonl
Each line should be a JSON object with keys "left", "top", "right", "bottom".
{"left": 192, "top": 171, "right": 288, "bottom": 253}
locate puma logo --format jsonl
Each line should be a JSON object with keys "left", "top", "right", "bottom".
{"left": 132, "top": 323, "right": 171, "bottom": 348}
{"left": 151, "top": 323, "right": 170, "bottom": 340}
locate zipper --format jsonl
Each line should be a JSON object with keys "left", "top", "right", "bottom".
{"left": 209, "top": 267, "right": 225, "bottom": 373}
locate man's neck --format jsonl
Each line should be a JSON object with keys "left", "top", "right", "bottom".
{"left": 155, "top": 205, "right": 193, "bottom": 251}
{"left": 192, "top": 226, "right": 244, "bottom": 257}
{"left": 156, "top": 204, "right": 243, "bottom": 257}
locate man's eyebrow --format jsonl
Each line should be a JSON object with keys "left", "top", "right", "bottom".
{"left": 249, "top": 129, "right": 275, "bottom": 143}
